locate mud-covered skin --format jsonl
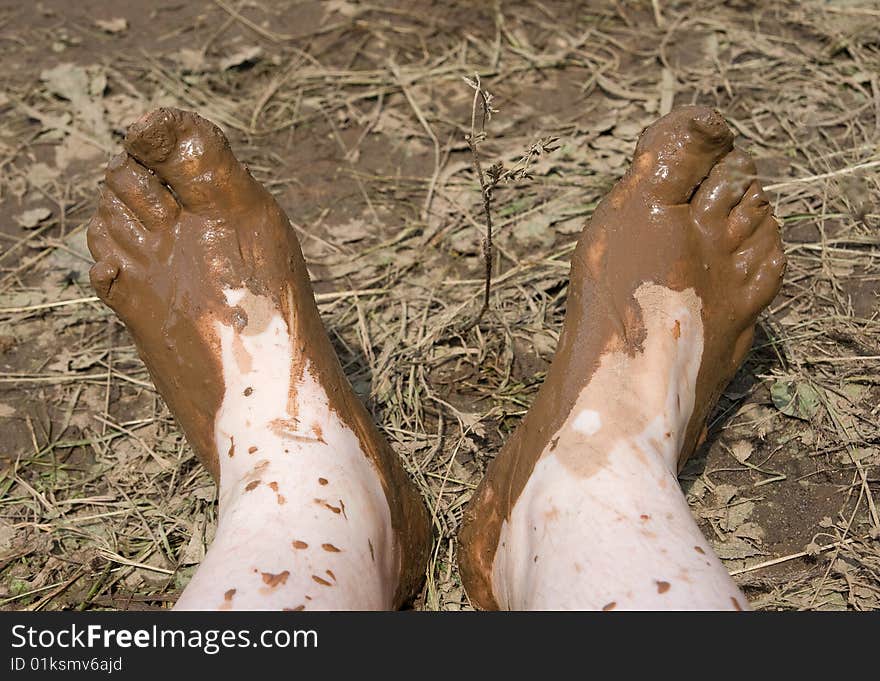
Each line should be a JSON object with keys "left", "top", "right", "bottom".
{"left": 457, "top": 106, "right": 785, "bottom": 610}
{"left": 87, "top": 109, "right": 431, "bottom": 608}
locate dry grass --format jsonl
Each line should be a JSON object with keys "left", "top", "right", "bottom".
{"left": 0, "top": 0, "right": 878, "bottom": 611}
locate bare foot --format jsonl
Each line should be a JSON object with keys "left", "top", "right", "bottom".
{"left": 87, "top": 108, "right": 430, "bottom": 609}
{"left": 458, "top": 106, "right": 785, "bottom": 610}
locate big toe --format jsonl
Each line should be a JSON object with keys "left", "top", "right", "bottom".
{"left": 628, "top": 106, "right": 734, "bottom": 205}
{"left": 123, "top": 108, "right": 255, "bottom": 212}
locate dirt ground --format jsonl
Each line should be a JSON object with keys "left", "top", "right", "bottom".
{"left": 0, "top": 0, "right": 878, "bottom": 611}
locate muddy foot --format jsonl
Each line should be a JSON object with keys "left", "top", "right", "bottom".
{"left": 87, "top": 108, "right": 430, "bottom": 608}
{"left": 458, "top": 106, "right": 785, "bottom": 609}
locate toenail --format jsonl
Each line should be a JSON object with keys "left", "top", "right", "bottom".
{"left": 125, "top": 110, "right": 178, "bottom": 163}
{"left": 690, "top": 110, "right": 730, "bottom": 141}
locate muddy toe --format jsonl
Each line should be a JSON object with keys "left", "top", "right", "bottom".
{"left": 88, "top": 258, "right": 120, "bottom": 301}
{"left": 729, "top": 181, "right": 772, "bottom": 244}
{"left": 97, "top": 190, "right": 152, "bottom": 254}
{"left": 734, "top": 224, "right": 786, "bottom": 313}
{"left": 104, "top": 152, "right": 180, "bottom": 231}
{"left": 123, "top": 107, "right": 255, "bottom": 213}
{"left": 86, "top": 214, "right": 114, "bottom": 263}
{"left": 626, "top": 106, "right": 735, "bottom": 205}
{"left": 691, "top": 149, "right": 756, "bottom": 231}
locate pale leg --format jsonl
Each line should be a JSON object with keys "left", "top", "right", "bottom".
{"left": 493, "top": 286, "right": 746, "bottom": 610}
{"left": 175, "top": 290, "right": 398, "bottom": 610}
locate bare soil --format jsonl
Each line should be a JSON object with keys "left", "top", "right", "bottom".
{"left": 0, "top": 0, "right": 878, "bottom": 610}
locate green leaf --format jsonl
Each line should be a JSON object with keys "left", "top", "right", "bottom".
{"left": 771, "top": 380, "right": 821, "bottom": 420}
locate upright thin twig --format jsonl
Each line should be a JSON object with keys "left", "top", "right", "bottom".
{"left": 460, "top": 73, "right": 558, "bottom": 332}
{"left": 461, "top": 74, "right": 497, "bottom": 331}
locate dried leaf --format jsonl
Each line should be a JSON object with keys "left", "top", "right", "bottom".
{"left": 734, "top": 521, "right": 765, "bottom": 542}
{"left": 0, "top": 520, "right": 16, "bottom": 553}
{"left": 325, "top": 218, "right": 371, "bottom": 244}
{"left": 95, "top": 18, "right": 128, "bottom": 33}
{"left": 15, "top": 207, "right": 52, "bottom": 228}
{"left": 713, "top": 536, "right": 763, "bottom": 560}
{"left": 459, "top": 412, "right": 487, "bottom": 438}
{"left": 730, "top": 439, "right": 753, "bottom": 464}
{"left": 713, "top": 483, "right": 738, "bottom": 505}
{"left": 69, "top": 351, "right": 106, "bottom": 371}
{"left": 26, "top": 162, "right": 59, "bottom": 189}
{"left": 722, "top": 501, "right": 755, "bottom": 532}
{"left": 512, "top": 213, "right": 555, "bottom": 247}
{"left": 173, "top": 48, "right": 206, "bottom": 73}
{"left": 220, "top": 46, "right": 263, "bottom": 71}
{"left": 325, "top": 0, "right": 361, "bottom": 17}
{"left": 55, "top": 134, "right": 103, "bottom": 168}
{"left": 40, "top": 63, "right": 112, "bottom": 146}
{"left": 180, "top": 514, "right": 207, "bottom": 565}
{"left": 804, "top": 541, "right": 822, "bottom": 556}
